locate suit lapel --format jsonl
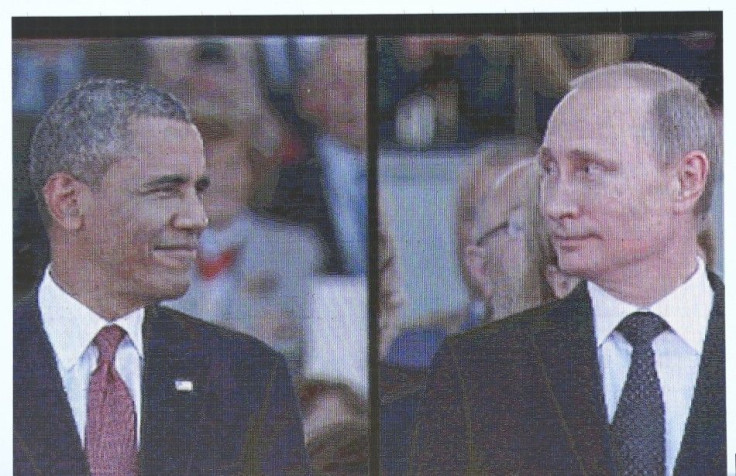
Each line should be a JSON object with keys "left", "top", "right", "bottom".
{"left": 674, "top": 272, "right": 726, "bottom": 474}
{"left": 532, "top": 283, "right": 614, "bottom": 476}
{"left": 14, "top": 292, "right": 90, "bottom": 475}
{"left": 139, "top": 306, "right": 210, "bottom": 475}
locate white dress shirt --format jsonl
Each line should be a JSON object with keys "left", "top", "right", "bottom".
{"left": 38, "top": 267, "right": 144, "bottom": 447}
{"left": 589, "top": 258, "right": 713, "bottom": 475}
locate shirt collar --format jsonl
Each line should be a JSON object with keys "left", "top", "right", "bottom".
{"left": 589, "top": 257, "right": 713, "bottom": 354}
{"left": 39, "top": 266, "right": 145, "bottom": 371}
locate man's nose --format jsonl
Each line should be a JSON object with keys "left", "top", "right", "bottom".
{"left": 541, "top": 175, "right": 580, "bottom": 221}
{"left": 173, "top": 191, "right": 209, "bottom": 232}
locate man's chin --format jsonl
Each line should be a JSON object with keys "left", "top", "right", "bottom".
{"left": 558, "top": 255, "right": 602, "bottom": 281}
{"left": 146, "top": 276, "right": 192, "bottom": 302}
{"left": 557, "top": 254, "right": 597, "bottom": 283}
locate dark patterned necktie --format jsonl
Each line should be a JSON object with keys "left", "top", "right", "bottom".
{"left": 85, "top": 325, "right": 138, "bottom": 475}
{"left": 610, "top": 312, "right": 669, "bottom": 476}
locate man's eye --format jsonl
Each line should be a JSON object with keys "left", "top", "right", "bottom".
{"left": 582, "top": 162, "right": 605, "bottom": 176}
{"left": 151, "top": 187, "right": 178, "bottom": 196}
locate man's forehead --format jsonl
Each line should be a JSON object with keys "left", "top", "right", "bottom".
{"left": 561, "top": 86, "right": 642, "bottom": 119}
{"left": 543, "top": 86, "right": 651, "bottom": 151}
{"left": 106, "top": 154, "right": 206, "bottom": 184}
{"left": 110, "top": 117, "right": 205, "bottom": 177}
{"left": 129, "top": 117, "right": 201, "bottom": 152}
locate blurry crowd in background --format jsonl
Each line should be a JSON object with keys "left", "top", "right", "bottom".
{"left": 13, "top": 31, "right": 721, "bottom": 475}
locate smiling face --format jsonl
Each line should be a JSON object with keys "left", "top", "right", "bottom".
{"left": 80, "top": 116, "right": 209, "bottom": 308}
{"left": 539, "top": 85, "right": 679, "bottom": 288}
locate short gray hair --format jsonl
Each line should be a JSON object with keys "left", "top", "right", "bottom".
{"left": 29, "top": 78, "right": 193, "bottom": 223}
{"left": 571, "top": 62, "right": 721, "bottom": 217}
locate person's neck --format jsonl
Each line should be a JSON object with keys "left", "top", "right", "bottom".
{"left": 49, "top": 258, "right": 143, "bottom": 321}
{"left": 591, "top": 245, "right": 699, "bottom": 308}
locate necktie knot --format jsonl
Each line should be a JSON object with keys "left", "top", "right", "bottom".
{"left": 94, "top": 325, "right": 126, "bottom": 364}
{"left": 616, "top": 312, "right": 668, "bottom": 347}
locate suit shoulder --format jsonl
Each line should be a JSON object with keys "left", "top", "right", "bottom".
{"left": 154, "top": 305, "right": 287, "bottom": 365}
{"left": 444, "top": 299, "right": 564, "bottom": 354}
{"left": 14, "top": 291, "right": 37, "bottom": 318}
{"left": 14, "top": 291, "right": 42, "bottom": 344}
{"left": 708, "top": 271, "right": 724, "bottom": 296}
{"left": 460, "top": 298, "right": 561, "bottom": 338}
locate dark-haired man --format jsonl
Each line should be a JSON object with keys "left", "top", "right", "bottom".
{"left": 14, "top": 78, "right": 310, "bottom": 475}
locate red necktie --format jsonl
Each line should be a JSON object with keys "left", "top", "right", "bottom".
{"left": 85, "top": 325, "right": 138, "bottom": 475}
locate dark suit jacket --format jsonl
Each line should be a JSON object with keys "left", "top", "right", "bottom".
{"left": 14, "top": 290, "right": 311, "bottom": 475}
{"left": 410, "top": 274, "right": 725, "bottom": 475}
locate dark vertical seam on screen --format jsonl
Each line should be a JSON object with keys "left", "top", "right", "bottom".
{"left": 366, "top": 33, "right": 381, "bottom": 476}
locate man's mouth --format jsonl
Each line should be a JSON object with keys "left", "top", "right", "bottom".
{"left": 552, "top": 234, "right": 590, "bottom": 240}
{"left": 551, "top": 234, "right": 593, "bottom": 249}
{"left": 153, "top": 245, "right": 198, "bottom": 267}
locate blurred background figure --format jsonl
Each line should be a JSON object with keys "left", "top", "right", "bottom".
{"left": 463, "top": 159, "right": 574, "bottom": 319}
{"left": 266, "top": 36, "right": 371, "bottom": 473}
{"left": 271, "top": 36, "right": 368, "bottom": 276}
{"left": 377, "top": 195, "right": 408, "bottom": 360}
{"left": 382, "top": 158, "right": 577, "bottom": 367}
{"left": 380, "top": 33, "right": 631, "bottom": 146}
{"left": 380, "top": 158, "right": 577, "bottom": 474}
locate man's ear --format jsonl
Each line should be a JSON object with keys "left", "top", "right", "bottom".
{"left": 673, "top": 150, "right": 709, "bottom": 214}
{"left": 42, "top": 172, "right": 88, "bottom": 231}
